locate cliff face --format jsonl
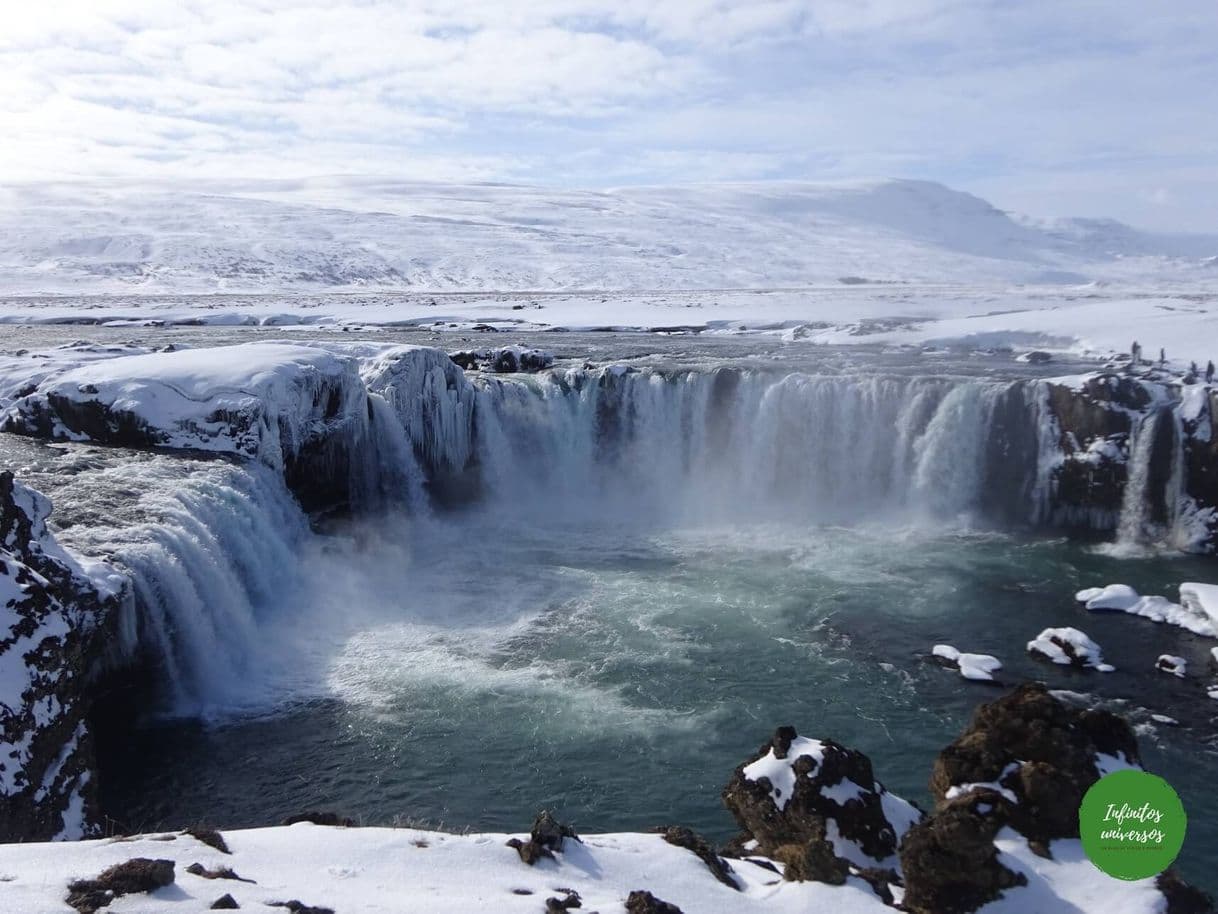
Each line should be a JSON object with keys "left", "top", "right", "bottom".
{"left": 0, "top": 472, "right": 120, "bottom": 841}
{"left": 1042, "top": 373, "right": 1218, "bottom": 552}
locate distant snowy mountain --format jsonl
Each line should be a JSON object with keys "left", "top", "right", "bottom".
{"left": 0, "top": 178, "right": 1214, "bottom": 294}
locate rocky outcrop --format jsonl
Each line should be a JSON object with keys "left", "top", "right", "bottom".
{"left": 448, "top": 346, "right": 555, "bottom": 373}
{"left": 1180, "top": 385, "right": 1218, "bottom": 552}
{"left": 1, "top": 343, "right": 377, "bottom": 515}
{"left": 721, "top": 725, "right": 922, "bottom": 883}
{"left": 929, "top": 682, "right": 1137, "bottom": 842}
{"left": 66, "top": 857, "right": 175, "bottom": 913}
{"left": 899, "top": 790, "right": 1025, "bottom": 914}
{"left": 723, "top": 686, "right": 1210, "bottom": 913}
{"left": 1041, "top": 373, "right": 1146, "bottom": 529}
{"left": 1, "top": 472, "right": 119, "bottom": 842}
{"left": 1035, "top": 372, "right": 1218, "bottom": 552}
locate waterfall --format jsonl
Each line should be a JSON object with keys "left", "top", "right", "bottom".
{"left": 1114, "top": 405, "right": 1185, "bottom": 550}
{"left": 53, "top": 459, "right": 313, "bottom": 715}
{"left": 469, "top": 368, "right": 1013, "bottom": 524}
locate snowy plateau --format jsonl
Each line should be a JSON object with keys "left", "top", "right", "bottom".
{"left": 0, "top": 178, "right": 1215, "bottom": 367}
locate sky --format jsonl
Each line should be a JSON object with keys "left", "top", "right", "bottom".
{"left": 2, "top": 1, "right": 1216, "bottom": 232}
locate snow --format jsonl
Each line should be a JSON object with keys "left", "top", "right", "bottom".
{"left": 0, "top": 824, "right": 894, "bottom": 914}
{"left": 945, "top": 762, "right": 1022, "bottom": 804}
{"left": 1155, "top": 655, "right": 1187, "bottom": 678}
{"left": 1, "top": 178, "right": 1215, "bottom": 296}
{"left": 2, "top": 342, "right": 369, "bottom": 469}
{"left": 1026, "top": 627, "right": 1115, "bottom": 672}
{"left": 1076, "top": 584, "right": 1140, "bottom": 610}
{"left": 932, "top": 643, "right": 1003, "bottom": 681}
{"left": 980, "top": 829, "right": 1165, "bottom": 914}
{"left": 1180, "top": 582, "right": 1218, "bottom": 628}
{"left": 1075, "top": 584, "right": 1218, "bottom": 638}
{"left": 741, "top": 736, "right": 826, "bottom": 812}
{"left": 0, "top": 820, "right": 1174, "bottom": 914}
{"left": 0, "top": 180, "right": 1215, "bottom": 363}
{"left": 1095, "top": 752, "right": 1141, "bottom": 777}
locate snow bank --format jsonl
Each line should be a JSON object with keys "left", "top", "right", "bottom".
{"left": 0, "top": 819, "right": 1177, "bottom": 914}
{"left": 1075, "top": 584, "right": 1218, "bottom": 637}
{"left": 1026, "top": 627, "right": 1115, "bottom": 672}
{"left": 0, "top": 824, "right": 895, "bottom": 914}
{"left": 1180, "top": 583, "right": 1218, "bottom": 628}
{"left": 932, "top": 644, "right": 1003, "bottom": 681}
{"left": 1, "top": 342, "right": 369, "bottom": 471}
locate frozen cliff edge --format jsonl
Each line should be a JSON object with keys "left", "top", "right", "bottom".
{"left": 0, "top": 685, "right": 1209, "bottom": 913}
{"left": 0, "top": 472, "right": 122, "bottom": 842}
{"left": 1040, "top": 370, "right": 1218, "bottom": 552}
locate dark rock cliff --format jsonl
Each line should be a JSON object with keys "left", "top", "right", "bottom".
{"left": 0, "top": 471, "right": 119, "bottom": 841}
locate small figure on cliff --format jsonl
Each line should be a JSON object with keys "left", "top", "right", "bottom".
{"left": 1159, "top": 347, "right": 1166, "bottom": 366}
{"left": 1207, "top": 360, "right": 1215, "bottom": 384}
{"left": 1131, "top": 340, "right": 1142, "bottom": 365}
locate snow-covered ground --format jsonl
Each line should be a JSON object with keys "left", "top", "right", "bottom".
{"left": 0, "top": 822, "right": 1171, "bottom": 914}
{"left": 1, "top": 178, "right": 1215, "bottom": 296}
{"left": 1, "top": 286, "right": 1217, "bottom": 369}
{"left": 0, "top": 178, "right": 1215, "bottom": 364}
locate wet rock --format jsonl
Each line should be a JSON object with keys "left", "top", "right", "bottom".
{"left": 282, "top": 811, "right": 356, "bottom": 827}
{"left": 185, "top": 862, "right": 255, "bottom": 882}
{"left": 449, "top": 351, "right": 480, "bottom": 370}
{"left": 507, "top": 810, "right": 580, "bottom": 865}
{"left": 769, "top": 820, "right": 849, "bottom": 885}
{"left": 929, "top": 682, "right": 1137, "bottom": 843}
{"left": 899, "top": 791, "right": 1025, "bottom": 914}
{"left": 211, "top": 895, "right": 240, "bottom": 910}
{"left": 1157, "top": 868, "right": 1216, "bottom": 914}
{"left": 656, "top": 825, "right": 739, "bottom": 890}
{"left": 721, "top": 725, "right": 921, "bottom": 879}
{"left": 185, "top": 826, "right": 231, "bottom": 854}
{"left": 624, "top": 889, "right": 684, "bottom": 914}
{"left": 66, "top": 858, "right": 175, "bottom": 913}
{"left": 268, "top": 902, "right": 335, "bottom": 914}
{"left": 852, "top": 866, "right": 899, "bottom": 905}
{"left": 544, "top": 888, "right": 582, "bottom": 912}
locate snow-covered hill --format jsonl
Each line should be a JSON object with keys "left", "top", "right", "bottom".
{"left": 0, "top": 178, "right": 1214, "bottom": 294}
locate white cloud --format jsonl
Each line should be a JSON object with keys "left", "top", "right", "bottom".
{"left": 0, "top": 1, "right": 1216, "bottom": 230}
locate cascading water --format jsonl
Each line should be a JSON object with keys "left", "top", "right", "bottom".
{"left": 50, "top": 457, "right": 314, "bottom": 715}
{"left": 1113, "top": 405, "right": 1187, "bottom": 551}
{"left": 471, "top": 368, "right": 1018, "bottom": 525}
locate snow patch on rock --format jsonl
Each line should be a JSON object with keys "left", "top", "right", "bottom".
{"left": 932, "top": 644, "right": 1002, "bottom": 681}
{"left": 1026, "top": 627, "right": 1115, "bottom": 671}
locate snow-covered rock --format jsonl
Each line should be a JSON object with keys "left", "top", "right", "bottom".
{"left": 932, "top": 644, "right": 1002, "bottom": 682}
{"left": 1155, "top": 655, "right": 1187, "bottom": 678}
{"left": 1075, "top": 583, "right": 1218, "bottom": 637}
{"left": 0, "top": 473, "right": 121, "bottom": 842}
{"left": 0, "top": 342, "right": 388, "bottom": 513}
{"left": 1, "top": 342, "right": 366, "bottom": 465}
{"left": 1026, "top": 627, "right": 1115, "bottom": 671}
{"left": 724, "top": 726, "right": 923, "bottom": 878}
{"left": 449, "top": 346, "right": 555, "bottom": 373}
{"left": 1180, "top": 582, "right": 1218, "bottom": 629}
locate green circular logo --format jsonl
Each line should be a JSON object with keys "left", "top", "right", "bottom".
{"left": 1079, "top": 770, "right": 1186, "bottom": 880}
